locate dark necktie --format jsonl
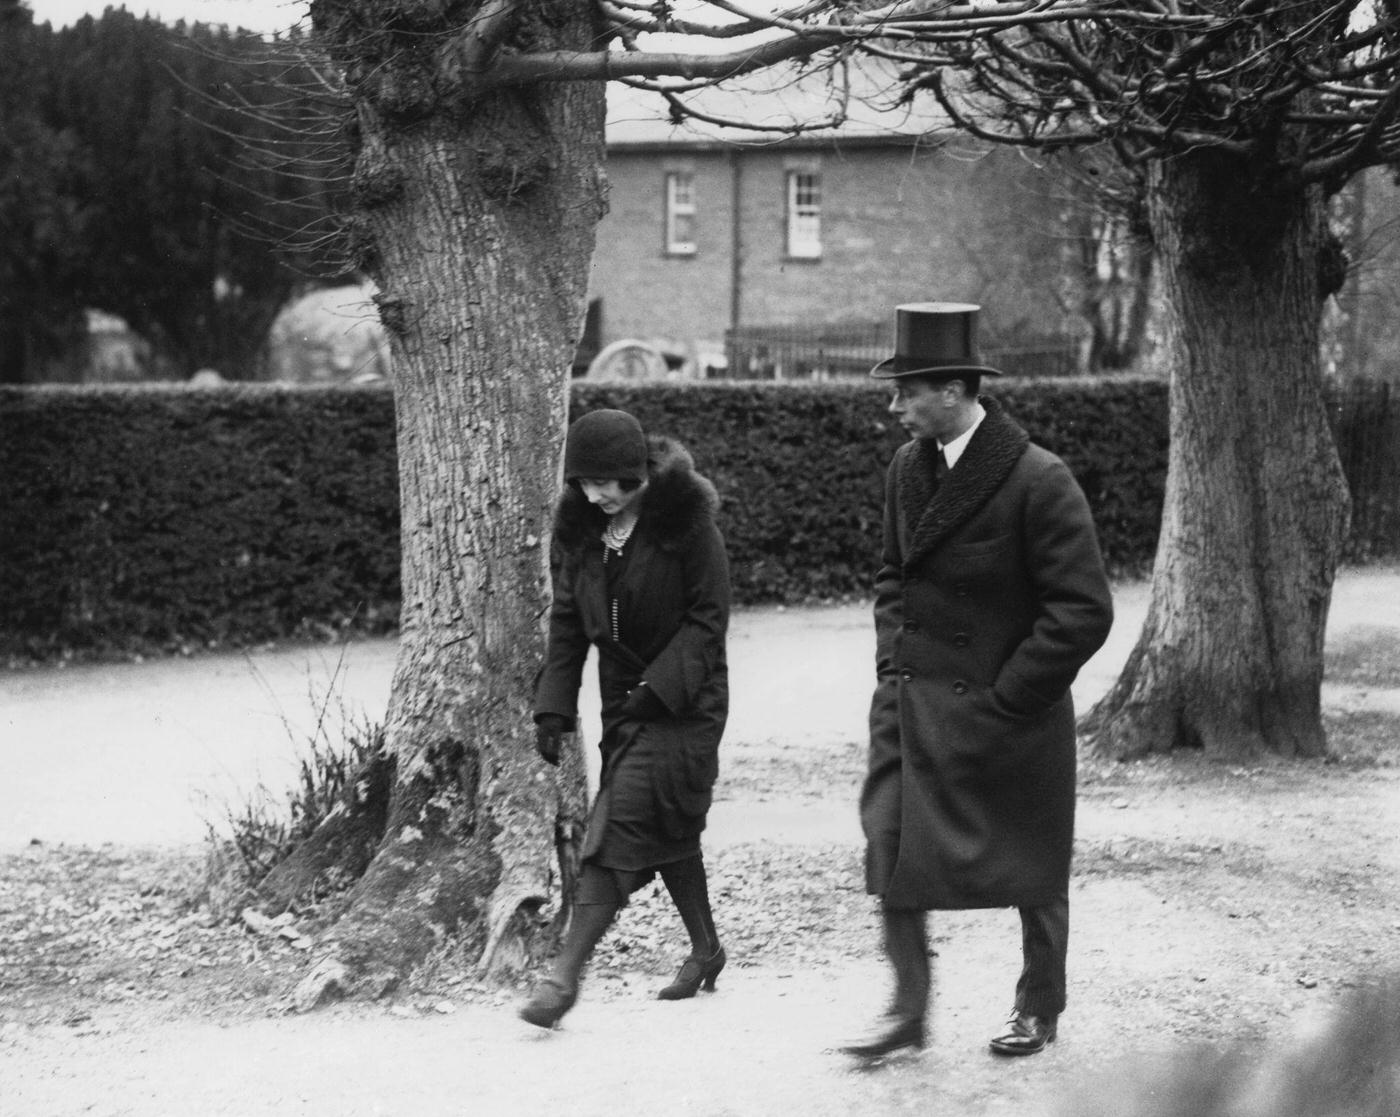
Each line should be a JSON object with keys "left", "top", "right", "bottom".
{"left": 934, "top": 447, "right": 950, "bottom": 483}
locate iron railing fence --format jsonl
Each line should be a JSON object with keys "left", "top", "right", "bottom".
{"left": 722, "top": 322, "right": 1080, "bottom": 381}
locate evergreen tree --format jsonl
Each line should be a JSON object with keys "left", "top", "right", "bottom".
{"left": 0, "top": 1, "right": 91, "bottom": 382}
{"left": 3, "top": 7, "right": 344, "bottom": 381}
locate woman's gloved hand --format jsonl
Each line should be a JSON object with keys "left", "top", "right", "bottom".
{"left": 534, "top": 714, "right": 568, "bottom": 765}
{"left": 620, "top": 682, "right": 667, "bottom": 722}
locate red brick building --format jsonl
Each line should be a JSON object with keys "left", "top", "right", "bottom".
{"left": 584, "top": 78, "right": 1080, "bottom": 378}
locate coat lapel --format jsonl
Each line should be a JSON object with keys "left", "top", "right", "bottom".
{"left": 900, "top": 396, "right": 1030, "bottom": 570}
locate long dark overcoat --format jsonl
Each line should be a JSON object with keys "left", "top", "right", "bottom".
{"left": 535, "top": 437, "right": 729, "bottom": 855}
{"left": 862, "top": 396, "right": 1114, "bottom": 910}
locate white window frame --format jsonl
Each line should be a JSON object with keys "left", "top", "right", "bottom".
{"left": 664, "top": 171, "right": 697, "bottom": 256}
{"left": 786, "top": 170, "right": 822, "bottom": 259}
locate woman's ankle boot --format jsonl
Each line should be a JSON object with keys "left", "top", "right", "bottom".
{"left": 517, "top": 891, "right": 620, "bottom": 1030}
{"left": 518, "top": 978, "right": 579, "bottom": 1029}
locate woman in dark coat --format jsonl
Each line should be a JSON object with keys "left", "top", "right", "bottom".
{"left": 519, "top": 409, "right": 731, "bottom": 1030}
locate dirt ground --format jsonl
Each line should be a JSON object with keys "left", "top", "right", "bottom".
{"left": 2, "top": 568, "right": 1399, "bottom": 1116}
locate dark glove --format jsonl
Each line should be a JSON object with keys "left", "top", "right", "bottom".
{"left": 620, "top": 683, "right": 667, "bottom": 722}
{"left": 534, "top": 715, "right": 567, "bottom": 766}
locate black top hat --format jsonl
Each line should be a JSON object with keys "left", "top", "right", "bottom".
{"left": 870, "top": 302, "right": 1003, "bottom": 380}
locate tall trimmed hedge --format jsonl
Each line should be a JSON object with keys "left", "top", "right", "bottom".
{"left": 35, "top": 374, "right": 1400, "bottom": 665}
{"left": 569, "top": 378, "right": 1169, "bottom": 604}
{"left": 2, "top": 384, "right": 399, "bottom": 662}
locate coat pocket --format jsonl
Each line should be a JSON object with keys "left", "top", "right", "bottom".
{"left": 952, "top": 686, "right": 1042, "bottom": 774}
{"left": 652, "top": 724, "right": 717, "bottom": 839}
{"left": 938, "top": 534, "right": 1019, "bottom": 596}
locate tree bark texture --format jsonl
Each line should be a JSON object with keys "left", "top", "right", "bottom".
{"left": 289, "top": 1, "right": 604, "bottom": 1008}
{"left": 1082, "top": 152, "right": 1351, "bottom": 760}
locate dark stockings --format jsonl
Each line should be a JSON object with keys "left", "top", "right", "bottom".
{"left": 547, "top": 899, "right": 619, "bottom": 992}
{"left": 660, "top": 854, "right": 721, "bottom": 958}
{"left": 547, "top": 856, "right": 720, "bottom": 992}
{"left": 547, "top": 864, "right": 643, "bottom": 992}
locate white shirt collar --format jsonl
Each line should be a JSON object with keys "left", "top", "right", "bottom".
{"left": 939, "top": 402, "right": 986, "bottom": 471}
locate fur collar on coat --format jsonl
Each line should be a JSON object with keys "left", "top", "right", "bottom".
{"left": 897, "top": 395, "right": 1030, "bottom": 569}
{"left": 553, "top": 435, "right": 720, "bottom": 557}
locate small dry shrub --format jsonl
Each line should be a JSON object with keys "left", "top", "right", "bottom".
{"left": 1327, "top": 625, "right": 1400, "bottom": 689}
{"left": 198, "top": 676, "right": 385, "bottom": 915}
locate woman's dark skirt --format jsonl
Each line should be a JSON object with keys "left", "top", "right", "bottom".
{"left": 590, "top": 724, "right": 702, "bottom": 872}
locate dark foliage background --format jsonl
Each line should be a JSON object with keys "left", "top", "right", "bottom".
{"left": 0, "top": 4, "right": 345, "bottom": 384}
{"left": 1, "top": 384, "right": 398, "bottom": 662}
{"left": 3, "top": 377, "right": 1395, "bottom": 664}
{"left": 571, "top": 377, "right": 1169, "bottom": 603}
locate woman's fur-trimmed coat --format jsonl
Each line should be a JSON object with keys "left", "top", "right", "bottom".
{"left": 535, "top": 436, "right": 730, "bottom": 842}
{"left": 862, "top": 396, "right": 1114, "bottom": 910}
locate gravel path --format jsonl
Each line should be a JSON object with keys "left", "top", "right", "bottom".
{"left": 2, "top": 568, "right": 1398, "bottom": 1117}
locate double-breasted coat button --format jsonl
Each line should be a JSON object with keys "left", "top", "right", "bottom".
{"left": 903, "top": 620, "right": 918, "bottom": 633}
{"left": 952, "top": 680, "right": 968, "bottom": 695}
{"left": 954, "top": 582, "right": 969, "bottom": 596}
{"left": 900, "top": 669, "right": 914, "bottom": 681}
{"left": 953, "top": 631, "right": 970, "bottom": 647}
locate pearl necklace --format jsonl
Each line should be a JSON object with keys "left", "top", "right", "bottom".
{"left": 602, "top": 513, "right": 636, "bottom": 555}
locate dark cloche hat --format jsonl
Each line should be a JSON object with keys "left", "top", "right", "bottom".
{"left": 563, "top": 409, "right": 649, "bottom": 483}
{"left": 870, "top": 302, "right": 1003, "bottom": 380}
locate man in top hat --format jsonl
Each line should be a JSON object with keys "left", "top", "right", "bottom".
{"left": 841, "top": 303, "right": 1114, "bottom": 1060}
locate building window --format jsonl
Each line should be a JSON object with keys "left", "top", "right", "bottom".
{"left": 786, "top": 171, "right": 822, "bottom": 259}
{"left": 665, "top": 171, "right": 697, "bottom": 256}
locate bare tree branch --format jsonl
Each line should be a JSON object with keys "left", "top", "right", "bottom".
{"left": 442, "top": 0, "right": 528, "bottom": 81}
{"left": 866, "top": 1, "right": 1400, "bottom": 183}
{"left": 1300, "top": 74, "right": 1400, "bottom": 179}
{"left": 488, "top": 32, "right": 850, "bottom": 85}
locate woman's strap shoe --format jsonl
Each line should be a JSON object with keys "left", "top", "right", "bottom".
{"left": 657, "top": 945, "right": 726, "bottom": 1000}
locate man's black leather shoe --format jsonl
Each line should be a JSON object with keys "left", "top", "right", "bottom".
{"left": 988, "top": 1011, "right": 1057, "bottom": 1056}
{"left": 839, "top": 1012, "right": 926, "bottom": 1058}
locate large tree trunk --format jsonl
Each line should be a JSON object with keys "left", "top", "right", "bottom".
{"left": 283, "top": 2, "right": 604, "bottom": 1008}
{"left": 1082, "top": 152, "right": 1351, "bottom": 760}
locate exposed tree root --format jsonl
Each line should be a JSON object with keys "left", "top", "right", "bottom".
{"left": 477, "top": 884, "right": 547, "bottom": 978}
{"left": 287, "top": 957, "right": 352, "bottom": 1013}
{"left": 286, "top": 832, "right": 500, "bottom": 1010}
{"left": 257, "top": 750, "right": 396, "bottom": 914}
{"left": 272, "top": 729, "right": 589, "bottom": 1011}
{"left": 477, "top": 814, "right": 586, "bottom": 977}
{"left": 1081, "top": 643, "right": 1329, "bottom": 760}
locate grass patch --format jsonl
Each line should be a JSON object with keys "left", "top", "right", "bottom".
{"left": 1327, "top": 625, "right": 1400, "bottom": 688}
{"left": 1322, "top": 708, "right": 1400, "bottom": 768}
